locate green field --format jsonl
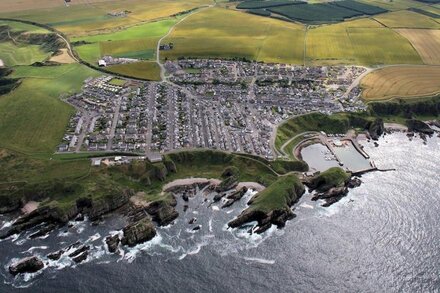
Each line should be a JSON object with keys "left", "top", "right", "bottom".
{"left": 72, "top": 18, "right": 178, "bottom": 64}
{"left": 0, "top": 64, "right": 99, "bottom": 154}
{"left": 0, "top": 42, "right": 49, "bottom": 66}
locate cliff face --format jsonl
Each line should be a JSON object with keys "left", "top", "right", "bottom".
{"left": 368, "top": 118, "right": 385, "bottom": 140}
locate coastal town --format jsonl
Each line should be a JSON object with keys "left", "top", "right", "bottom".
{"left": 58, "top": 60, "right": 368, "bottom": 159}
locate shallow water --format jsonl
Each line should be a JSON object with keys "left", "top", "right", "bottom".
{"left": 0, "top": 133, "right": 439, "bottom": 292}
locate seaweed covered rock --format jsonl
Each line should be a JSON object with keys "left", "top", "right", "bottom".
{"left": 87, "top": 189, "right": 132, "bottom": 221}
{"left": 9, "top": 256, "right": 44, "bottom": 276}
{"left": 221, "top": 187, "right": 248, "bottom": 208}
{"left": 121, "top": 218, "right": 156, "bottom": 247}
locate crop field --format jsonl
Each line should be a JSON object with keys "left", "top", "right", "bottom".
{"left": 161, "top": 8, "right": 306, "bottom": 64}
{"left": 374, "top": 10, "right": 440, "bottom": 29}
{"left": 268, "top": 3, "right": 363, "bottom": 23}
{"left": 236, "top": 1, "right": 304, "bottom": 9}
{"left": 397, "top": 29, "right": 440, "bottom": 65}
{"left": 0, "top": 42, "right": 49, "bottom": 66}
{"left": 106, "top": 61, "right": 161, "bottom": 81}
{"left": 332, "top": 0, "right": 387, "bottom": 14}
{"left": 361, "top": 66, "right": 440, "bottom": 101}
{"left": 0, "top": 0, "right": 211, "bottom": 37}
{"left": 306, "top": 19, "right": 422, "bottom": 65}
{"left": 0, "top": 64, "right": 100, "bottom": 154}
{"left": 72, "top": 18, "right": 177, "bottom": 64}
{"left": 358, "top": 0, "right": 426, "bottom": 11}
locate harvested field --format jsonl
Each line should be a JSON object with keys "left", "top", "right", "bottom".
{"left": 306, "top": 19, "right": 422, "bottom": 65}
{"left": 0, "top": 0, "right": 211, "bottom": 37}
{"left": 49, "top": 48, "right": 76, "bottom": 64}
{"left": 161, "top": 8, "right": 306, "bottom": 64}
{"left": 374, "top": 10, "right": 440, "bottom": 28}
{"left": 361, "top": 66, "right": 440, "bottom": 100}
{"left": 106, "top": 61, "right": 161, "bottom": 81}
{"left": 396, "top": 29, "right": 440, "bottom": 65}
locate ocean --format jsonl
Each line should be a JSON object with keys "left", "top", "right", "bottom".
{"left": 0, "top": 132, "right": 439, "bottom": 293}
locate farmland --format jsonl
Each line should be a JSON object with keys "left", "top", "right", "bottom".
{"left": 0, "top": 42, "right": 49, "bottom": 67}
{"left": 72, "top": 18, "right": 178, "bottom": 64}
{"left": 397, "top": 29, "right": 440, "bottom": 65}
{"left": 0, "top": 64, "right": 99, "bottom": 154}
{"left": 106, "top": 61, "right": 161, "bottom": 81}
{"left": 361, "top": 66, "right": 440, "bottom": 101}
{"left": 268, "top": 3, "right": 363, "bottom": 23}
{"left": 374, "top": 10, "right": 440, "bottom": 29}
{"left": 306, "top": 19, "right": 422, "bottom": 66}
{"left": 161, "top": 8, "right": 306, "bottom": 64}
{"left": 0, "top": 0, "right": 211, "bottom": 37}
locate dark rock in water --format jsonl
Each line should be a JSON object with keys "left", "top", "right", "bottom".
{"left": 182, "top": 193, "right": 189, "bottom": 202}
{"left": 406, "top": 119, "right": 434, "bottom": 135}
{"left": 222, "top": 187, "right": 248, "bottom": 208}
{"left": 145, "top": 199, "right": 178, "bottom": 226}
{"left": 347, "top": 177, "right": 362, "bottom": 189}
{"left": 72, "top": 251, "right": 88, "bottom": 263}
{"left": 374, "top": 142, "right": 379, "bottom": 147}
{"left": 105, "top": 234, "right": 120, "bottom": 253}
{"left": 213, "top": 192, "right": 226, "bottom": 202}
{"left": 229, "top": 208, "right": 295, "bottom": 234}
{"left": 29, "top": 223, "right": 57, "bottom": 239}
{"left": 47, "top": 250, "right": 64, "bottom": 261}
{"left": 188, "top": 217, "right": 197, "bottom": 224}
{"left": 9, "top": 256, "right": 44, "bottom": 275}
{"left": 368, "top": 118, "right": 385, "bottom": 140}
{"left": 121, "top": 218, "right": 156, "bottom": 247}
{"left": 312, "top": 186, "right": 349, "bottom": 207}
{"left": 68, "top": 245, "right": 90, "bottom": 259}
{"left": 192, "top": 225, "right": 201, "bottom": 231}
{"left": 183, "top": 205, "right": 189, "bottom": 212}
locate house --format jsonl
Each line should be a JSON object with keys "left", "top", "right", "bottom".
{"left": 98, "top": 60, "right": 107, "bottom": 67}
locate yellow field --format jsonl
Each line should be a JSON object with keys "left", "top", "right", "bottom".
{"left": 306, "top": 19, "right": 422, "bottom": 66}
{"left": 361, "top": 66, "right": 440, "bottom": 100}
{"left": 0, "top": 0, "right": 211, "bottom": 37}
{"left": 161, "top": 8, "right": 306, "bottom": 64}
{"left": 374, "top": 10, "right": 440, "bottom": 29}
{"left": 397, "top": 29, "right": 440, "bottom": 65}
{"left": 106, "top": 61, "right": 161, "bottom": 81}
{"left": 358, "top": 0, "right": 426, "bottom": 11}
{"left": 0, "top": 0, "right": 115, "bottom": 13}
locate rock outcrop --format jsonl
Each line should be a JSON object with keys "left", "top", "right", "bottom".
{"left": 9, "top": 256, "right": 44, "bottom": 275}
{"left": 145, "top": 198, "right": 178, "bottom": 226}
{"left": 368, "top": 118, "right": 385, "bottom": 140}
{"left": 105, "top": 234, "right": 120, "bottom": 253}
{"left": 221, "top": 187, "right": 248, "bottom": 208}
{"left": 121, "top": 218, "right": 156, "bottom": 247}
{"left": 87, "top": 190, "right": 132, "bottom": 221}
{"left": 406, "top": 119, "right": 434, "bottom": 135}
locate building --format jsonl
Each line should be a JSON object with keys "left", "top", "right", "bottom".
{"left": 98, "top": 60, "right": 107, "bottom": 67}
